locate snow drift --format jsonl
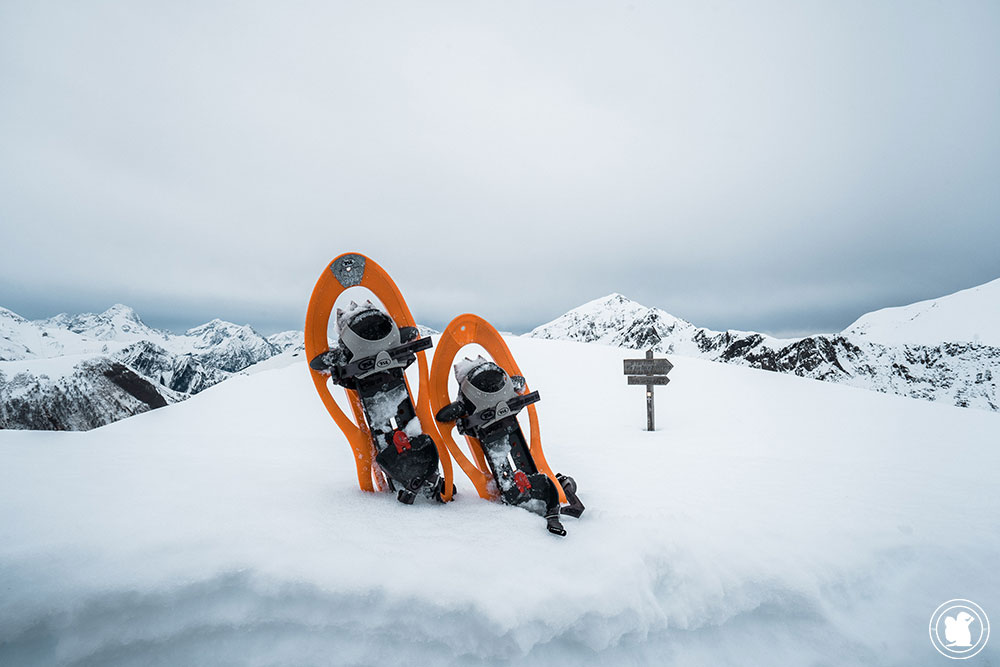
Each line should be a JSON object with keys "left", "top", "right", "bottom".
{"left": 0, "top": 337, "right": 998, "bottom": 665}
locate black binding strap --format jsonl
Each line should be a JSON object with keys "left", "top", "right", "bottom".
{"left": 463, "top": 390, "right": 540, "bottom": 430}
{"left": 339, "top": 336, "right": 433, "bottom": 380}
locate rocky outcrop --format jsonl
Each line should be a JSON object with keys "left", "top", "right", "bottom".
{"left": 0, "top": 358, "right": 185, "bottom": 431}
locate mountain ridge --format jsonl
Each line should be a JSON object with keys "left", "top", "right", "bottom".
{"left": 1, "top": 305, "right": 305, "bottom": 430}
{"left": 528, "top": 283, "right": 999, "bottom": 412}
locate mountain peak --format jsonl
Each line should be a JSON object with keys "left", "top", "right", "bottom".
{"left": 582, "top": 293, "right": 645, "bottom": 309}
{"left": 0, "top": 306, "right": 28, "bottom": 323}
{"left": 101, "top": 304, "right": 142, "bottom": 322}
{"left": 185, "top": 319, "right": 254, "bottom": 337}
{"left": 529, "top": 292, "right": 697, "bottom": 353}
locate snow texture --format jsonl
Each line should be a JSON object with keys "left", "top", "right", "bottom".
{"left": 454, "top": 355, "right": 489, "bottom": 385}
{"left": 359, "top": 382, "right": 409, "bottom": 436}
{"left": 1, "top": 336, "right": 998, "bottom": 665}
{"left": 843, "top": 277, "right": 1000, "bottom": 347}
{"left": 334, "top": 300, "right": 377, "bottom": 334}
{"left": 403, "top": 416, "right": 424, "bottom": 439}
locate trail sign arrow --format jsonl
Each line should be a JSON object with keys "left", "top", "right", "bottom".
{"left": 626, "top": 375, "right": 671, "bottom": 386}
{"left": 623, "top": 358, "right": 674, "bottom": 376}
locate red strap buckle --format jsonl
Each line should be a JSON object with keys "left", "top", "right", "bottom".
{"left": 513, "top": 470, "right": 531, "bottom": 493}
{"left": 392, "top": 430, "right": 411, "bottom": 454}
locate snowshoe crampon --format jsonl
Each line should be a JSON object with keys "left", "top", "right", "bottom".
{"left": 429, "top": 313, "right": 583, "bottom": 534}
{"left": 304, "top": 253, "right": 453, "bottom": 502}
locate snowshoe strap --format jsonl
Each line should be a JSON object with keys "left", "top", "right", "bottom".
{"left": 464, "top": 390, "right": 540, "bottom": 430}
{"left": 340, "top": 336, "right": 433, "bottom": 380}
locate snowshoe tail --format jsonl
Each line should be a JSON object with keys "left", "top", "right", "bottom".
{"left": 546, "top": 512, "right": 567, "bottom": 536}
{"left": 304, "top": 253, "right": 454, "bottom": 500}
{"left": 556, "top": 473, "right": 585, "bottom": 518}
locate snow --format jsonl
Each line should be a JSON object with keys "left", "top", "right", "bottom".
{"left": 1, "top": 336, "right": 998, "bottom": 665}
{"left": 454, "top": 354, "right": 489, "bottom": 384}
{"left": 842, "top": 277, "right": 1000, "bottom": 347}
{"left": 334, "top": 299, "right": 377, "bottom": 333}
{"left": 0, "top": 353, "right": 96, "bottom": 382}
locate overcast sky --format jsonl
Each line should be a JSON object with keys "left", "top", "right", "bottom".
{"left": 2, "top": 1, "right": 998, "bottom": 336}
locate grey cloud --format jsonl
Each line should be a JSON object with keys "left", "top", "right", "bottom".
{"left": 1, "top": 1, "right": 998, "bottom": 337}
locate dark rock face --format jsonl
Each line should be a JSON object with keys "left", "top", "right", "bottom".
{"left": 0, "top": 359, "right": 182, "bottom": 431}
{"left": 710, "top": 334, "right": 857, "bottom": 379}
{"left": 112, "top": 341, "right": 228, "bottom": 395}
{"left": 102, "top": 363, "right": 168, "bottom": 409}
{"left": 692, "top": 329, "right": 999, "bottom": 411}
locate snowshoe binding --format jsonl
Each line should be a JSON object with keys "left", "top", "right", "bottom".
{"left": 429, "top": 314, "right": 584, "bottom": 535}
{"left": 305, "top": 253, "right": 453, "bottom": 502}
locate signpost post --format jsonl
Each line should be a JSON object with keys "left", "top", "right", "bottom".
{"left": 623, "top": 349, "right": 673, "bottom": 431}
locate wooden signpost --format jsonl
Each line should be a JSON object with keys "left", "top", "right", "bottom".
{"left": 623, "top": 349, "right": 673, "bottom": 431}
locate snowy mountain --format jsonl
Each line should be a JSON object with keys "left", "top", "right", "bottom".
{"left": 33, "top": 303, "right": 171, "bottom": 345}
{"left": 1, "top": 337, "right": 997, "bottom": 665}
{"left": 0, "top": 305, "right": 301, "bottom": 430}
{"left": 530, "top": 289, "right": 1000, "bottom": 412}
{"left": 182, "top": 319, "right": 280, "bottom": 373}
{"left": 267, "top": 329, "right": 305, "bottom": 352}
{"left": 529, "top": 293, "right": 703, "bottom": 352}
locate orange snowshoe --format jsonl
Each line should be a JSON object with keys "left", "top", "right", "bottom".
{"left": 305, "top": 253, "right": 453, "bottom": 503}
{"left": 429, "top": 314, "right": 584, "bottom": 535}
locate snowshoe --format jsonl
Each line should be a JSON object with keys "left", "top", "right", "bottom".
{"left": 429, "top": 314, "right": 584, "bottom": 535}
{"left": 305, "top": 253, "right": 453, "bottom": 501}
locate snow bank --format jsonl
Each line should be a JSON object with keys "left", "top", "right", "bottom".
{"left": 1, "top": 337, "right": 998, "bottom": 665}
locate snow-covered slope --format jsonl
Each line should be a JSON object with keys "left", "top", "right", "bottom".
{"left": 0, "top": 305, "right": 302, "bottom": 430}
{"left": 530, "top": 291, "right": 1000, "bottom": 412}
{"left": 0, "top": 307, "right": 84, "bottom": 360}
{"left": 844, "top": 277, "right": 1000, "bottom": 347}
{"left": 0, "top": 337, "right": 997, "bottom": 665}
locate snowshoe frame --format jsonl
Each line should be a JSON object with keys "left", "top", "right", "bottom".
{"left": 429, "top": 313, "right": 567, "bottom": 505}
{"left": 305, "top": 253, "right": 453, "bottom": 500}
